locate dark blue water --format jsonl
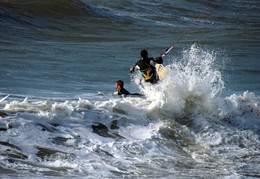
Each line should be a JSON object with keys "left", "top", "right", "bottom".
{"left": 0, "top": 0, "right": 259, "bottom": 178}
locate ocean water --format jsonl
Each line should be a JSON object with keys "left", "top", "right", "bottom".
{"left": 0, "top": 0, "right": 260, "bottom": 178}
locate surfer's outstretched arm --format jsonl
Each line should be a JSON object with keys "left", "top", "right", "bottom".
{"left": 130, "top": 93, "right": 143, "bottom": 96}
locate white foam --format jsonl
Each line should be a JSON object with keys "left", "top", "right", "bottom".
{"left": 1, "top": 45, "right": 259, "bottom": 178}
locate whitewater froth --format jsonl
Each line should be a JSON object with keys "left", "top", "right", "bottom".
{"left": 133, "top": 45, "right": 225, "bottom": 120}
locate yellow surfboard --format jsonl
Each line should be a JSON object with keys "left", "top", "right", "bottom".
{"left": 155, "top": 64, "right": 167, "bottom": 79}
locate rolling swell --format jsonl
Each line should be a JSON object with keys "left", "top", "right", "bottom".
{"left": 0, "top": 0, "right": 116, "bottom": 33}
{"left": 0, "top": 0, "right": 90, "bottom": 19}
{"left": 0, "top": 0, "right": 138, "bottom": 44}
{"left": 0, "top": 0, "right": 90, "bottom": 43}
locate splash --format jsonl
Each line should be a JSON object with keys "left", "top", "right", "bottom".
{"left": 133, "top": 44, "right": 224, "bottom": 119}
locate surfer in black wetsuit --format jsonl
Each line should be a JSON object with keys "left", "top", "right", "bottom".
{"left": 116, "top": 80, "right": 141, "bottom": 96}
{"left": 130, "top": 49, "right": 163, "bottom": 84}
{"left": 116, "top": 80, "right": 130, "bottom": 95}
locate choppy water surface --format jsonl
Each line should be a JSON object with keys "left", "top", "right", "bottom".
{"left": 0, "top": 0, "right": 260, "bottom": 178}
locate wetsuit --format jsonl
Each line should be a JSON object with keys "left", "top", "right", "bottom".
{"left": 117, "top": 87, "right": 130, "bottom": 95}
{"left": 131, "top": 56, "right": 163, "bottom": 84}
{"left": 117, "top": 87, "right": 142, "bottom": 96}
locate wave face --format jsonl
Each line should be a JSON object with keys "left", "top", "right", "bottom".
{"left": 0, "top": 0, "right": 260, "bottom": 178}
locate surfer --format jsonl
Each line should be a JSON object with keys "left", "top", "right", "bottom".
{"left": 130, "top": 49, "right": 163, "bottom": 84}
{"left": 116, "top": 80, "right": 141, "bottom": 96}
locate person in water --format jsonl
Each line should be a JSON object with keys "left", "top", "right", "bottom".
{"left": 116, "top": 80, "right": 141, "bottom": 96}
{"left": 130, "top": 49, "right": 163, "bottom": 84}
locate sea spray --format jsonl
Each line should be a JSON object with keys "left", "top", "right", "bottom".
{"left": 129, "top": 45, "right": 259, "bottom": 167}
{"left": 132, "top": 44, "right": 225, "bottom": 120}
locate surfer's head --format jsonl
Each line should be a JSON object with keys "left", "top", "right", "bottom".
{"left": 140, "top": 49, "right": 148, "bottom": 59}
{"left": 116, "top": 80, "right": 124, "bottom": 90}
